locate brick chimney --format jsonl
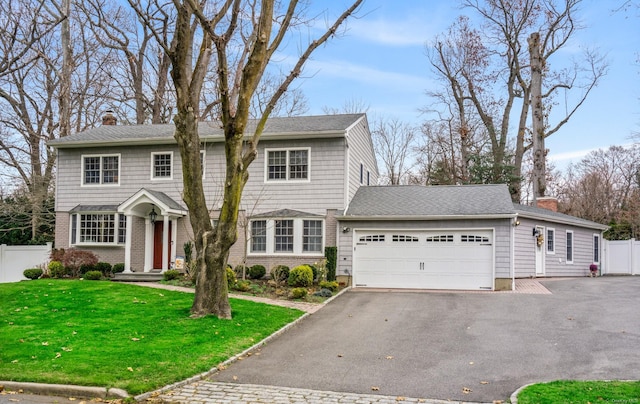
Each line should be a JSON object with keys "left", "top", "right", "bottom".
{"left": 536, "top": 196, "right": 558, "bottom": 212}
{"left": 102, "top": 110, "right": 117, "bottom": 126}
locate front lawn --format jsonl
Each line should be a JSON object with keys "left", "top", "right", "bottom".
{"left": 517, "top": 380, "right": 640, "bottom": 403}
{"left": 0, "top": 280, "right": 303, "bottom": 395}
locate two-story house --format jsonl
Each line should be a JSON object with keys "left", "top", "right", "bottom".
{"left": 49, "top": 113, "right": 378, "bottom": 275}
{"left": 50, "top": 112, "right": 607, "bottom": 291}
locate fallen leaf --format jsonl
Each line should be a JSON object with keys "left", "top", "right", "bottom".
{"left": 131, "top": 338, "right": 140, "bottom": 341}
{"left": 11, "top": 360, "right": 18, "bottom": 364}
{"left": 72, "top": 331, "right": 77, "bottom": 335}
{"left": 62, "top": 347, "right": 72, "bottom": 352}
{"left": 462, "top": 387, "right": 472, "bottom": 394}
{"left": 371, "top": 386, "right": 379, "bottom": 391}
{"left": 19, "top": 339, "right": 24, "bottom": 343}
{"left": 217, "top": 364, "right": 227, "bottom": 371}
{"left": 386, "top": 356, "right": 394, "bottom": 360}
{"left": 8, "top": 322, "right": 13, "bottom": 325}
{"left": 337, "top": 354, "right": 343, "bottom": 357}
{"left": 232, "top": 376, "right": 238, "bottom": 381}
{"left": 159, "top": 293, "right": 164, "bottom": 296}
{"left": 54, "top": 352, "right": 61, "bottom": 359}
{"left": 127, "top": 367, "right": 133, "bottom": 372}
{"left": 567, "top": 317, "right": 574, "bottom": 321}
{"left": 480, "top": 381, "right": 489, "bottom": 385}
{"left": 69, "top": 398, "right": 76, "bottom": 401}
{"left": 469, "top": 361, "right": 474, "bottom": 365}
{"left": 396, "top": 397, "right": 405, "bottom": 401}
{"left": 41, "top": 341, "right": 49, "bottom": 346}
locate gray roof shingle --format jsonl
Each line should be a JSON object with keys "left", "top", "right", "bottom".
{"left": 514, "top": 203, "right": 608, "bottom": 230}
{"left": 343, "top": 184, "right": 516, "bottom": 218}
{"left": 49, "top": 114, "right": 365, "bottom": 147}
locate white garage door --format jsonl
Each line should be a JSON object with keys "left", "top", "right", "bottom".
{"left": 353, "top": 230, "right": 494, "bottom": 290}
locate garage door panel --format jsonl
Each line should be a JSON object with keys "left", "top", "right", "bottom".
{"left": 354, "top": 230, "right": 494, "bottom": 291}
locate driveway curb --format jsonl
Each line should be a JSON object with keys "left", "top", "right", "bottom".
{"left": 0, "top": 381, "right": 128, "bottom": 399}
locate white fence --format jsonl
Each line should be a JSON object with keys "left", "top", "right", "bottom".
{"left": 603, "top": 239, "right": 640, "bottom": 275}
{"left": 0, "top": 243, "right": 52, "bottom": 283}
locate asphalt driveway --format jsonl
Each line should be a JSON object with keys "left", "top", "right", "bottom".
{"left": 212, "top": 277, "right": 640, "bottom": 402}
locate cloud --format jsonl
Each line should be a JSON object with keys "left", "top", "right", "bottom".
{"left": 348, "top": 18, "right": 434, "bottom": 46}
{"left": 301, "top": 58, "right": 433, "bottom": 91}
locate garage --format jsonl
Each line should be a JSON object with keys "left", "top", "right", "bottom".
{"left": 353, "top": 229, "right": 494, "bottom": 290}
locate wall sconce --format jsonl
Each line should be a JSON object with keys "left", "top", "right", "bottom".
{"left": 342, "top": 227, "right": 351, "bottom": 233}
{"left": 149, "top": 205, "right": 158, "bottom": 224}
{"left": 513, "top": 220, "right": 520, "bottom": 227}
{"left": 532, "top": 227, "right": 540, "bottom": 237}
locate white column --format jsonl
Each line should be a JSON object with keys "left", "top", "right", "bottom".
{"left": 162, "top": 214, "right": 169, "bottom": 272}
{"left": 124, "top": 214, "right": 133, "bottom": 273}
{"left": 144, "top": 217, "right": 153, "bottom": 272}
{"left": 170, "top": 217, "right": 178, "bottom": 269}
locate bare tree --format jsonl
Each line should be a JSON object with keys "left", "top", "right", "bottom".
{"left": 322, "top": 97, "right": 370, "bottom": 115}
{"left": 425, "top": 0, "right": 607, "bottom": 202}
{"left": 371, "top": 117, "right": 417, "bottom": 185}
{"left": 557, "top": 145, "right": 640, "bottom": 237}
{"left": 129, "top": 0, "right": 363, "bottom": 319}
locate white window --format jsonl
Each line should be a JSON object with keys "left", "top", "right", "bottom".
{"left": 425, "top": 235, "right": 454, "bottom": 243}
{"left": 151, "top": 152, "right": 173, "bottom": 179}
{"left": 359, "top": 234, "right": 385, "bottom": 242}
{"left": 392, "top": 235, "right": 419, "bottom": 242}
{"left": 249, "top": 217, "right": 324, "bottom": 255}
{"left": 303, "top": 220, "right": 323, "bottom": 252}
{"left": 546, "top": 228, "right": 555, "bottom": 254}
{"left": 70, "top": 212, "right": 126, "bottom": 246}
{"left": 250, "top": 220, "right": 266, "bottom": 253}
{"left": 566, "top": 231, "right": 574, "bottom": 264}
{"left": 461, "top": 234, "right": 490, "bottom": 243}
{"left": 593, "top": 234, "right": 600, "bottom": 264}
{"left": 265, "top": 148, "right": 309, "bottom": 181}
{"left": 82, "top": 154, "right": 120, "bottom": 185}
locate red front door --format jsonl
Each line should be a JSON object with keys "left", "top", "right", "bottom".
{"left": 153, "top": 221, "right": 172, "bottom": 269}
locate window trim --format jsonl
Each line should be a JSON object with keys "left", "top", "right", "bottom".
{"left": 69, "top": 212, "right": 126, "bottom": 247}
{"left": 150, "top": 151, "right": 173, "bottom": 180}
{"left": 264, "top": 147, "right": 311, "bottom": 182}
{"left": 593, "top": 233, "right": 600, "bottom": 264}
{"left": 200, "top": 150, "right": 206, "bottom": 179}
{"left": 81, "top": 153, "right": 121, "bottom": 186}
{"left": 546, "top": 228, "right": 555, "bottom": 254}
{"left": 248, "top": 217, "right": 324, "bottom": 256}
{"left": 566, "top": 230, "right": 574, "bottom": 264}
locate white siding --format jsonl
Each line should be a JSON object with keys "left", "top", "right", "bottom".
{"left": 346, "top": 117, "right": 379, "bottom": 204}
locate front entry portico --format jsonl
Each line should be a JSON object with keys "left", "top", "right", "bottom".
{"left": 118, "top": 189, "right": 187, "bottom": 273}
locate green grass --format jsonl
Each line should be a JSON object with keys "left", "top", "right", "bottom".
{"left": 517, "top": 380, "right": 640, "bottom": 403}
{"left": 0, "top": 280, "right": 303, "bottom": 395}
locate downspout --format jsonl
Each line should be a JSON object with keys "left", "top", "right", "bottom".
{"left": 511, "top": 214, "right": 518, "bottom": 291}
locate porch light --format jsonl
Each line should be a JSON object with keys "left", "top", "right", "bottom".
{"left": 149, "top": 206, "right": 158, "bottom": 223}
{"left": 532, "top": 227, "right": 540, "bottom": 237}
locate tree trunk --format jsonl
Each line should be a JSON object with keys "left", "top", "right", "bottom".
{"left": 529, "top": 32, "right": 546, "bottom": 203}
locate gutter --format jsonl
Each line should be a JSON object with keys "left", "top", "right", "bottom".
{"left": 337, "top": 213, "right": 518, "bottom": 221}
{"left": 516, "top": 211, "right": 609, "bottom": 231}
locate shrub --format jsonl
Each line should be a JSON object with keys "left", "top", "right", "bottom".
{"left": 95, "top": 262, "right": 112, "bottom": 276}
{"left": 112, "top": 263, "right": 125, "bottom": 273}
{"left": 226, "top": 266, "right": 237, "bottom": 289}
{"left": 325, "top": 246, "right": 337, "bottom": 281}
{"left": 234, "top": 264, "right": 249, "bottom": 279}
{"left": 307, "top": 264, "right": 319, "bottom": 281}
{"left": 234, "top": 280, "right": 252, "bottom": 292}
{"left": 48, "top": 261, "right": 67, "bottom": 278}
{"left": 163, "top": 269, "right": 182, "bottom": 281}
{"left": 288, "top": 265, "right": 313, "bottom": 287}
{"left": 50, "top": 248, "right": 65, "bottom": 263}
{"left": 270, "top": 265, "right": 290, "bottom": 283}
{"left": 79, "top": 263, "right": 96, "bottom": 275}
{"left": 23, "top": 268, "right": 43, "bottom": 280}
{"left": 319, "top": 280, "right": 339, "bottom": 292}
{"left": 60, "top": 248, "right": 99, "bottom": 278}
{"left": 313, "top": 288, "right": 333, "bottom": 298}
{"left": 83, "top": 270, "right": 102, "bottom": 280}
{"left": 289, "top": 287, "right": 307, "bottom": 299}
{"left": 248, "top": 264, "right": 266, "bottom": 280}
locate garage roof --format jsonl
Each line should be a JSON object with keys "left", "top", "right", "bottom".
{"left": 343, "top": 184, "right": 516, "bottom": 219}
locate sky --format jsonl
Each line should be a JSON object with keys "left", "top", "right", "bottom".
{"left": 282, "top": 0, "right": 640, "bottom": 170}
